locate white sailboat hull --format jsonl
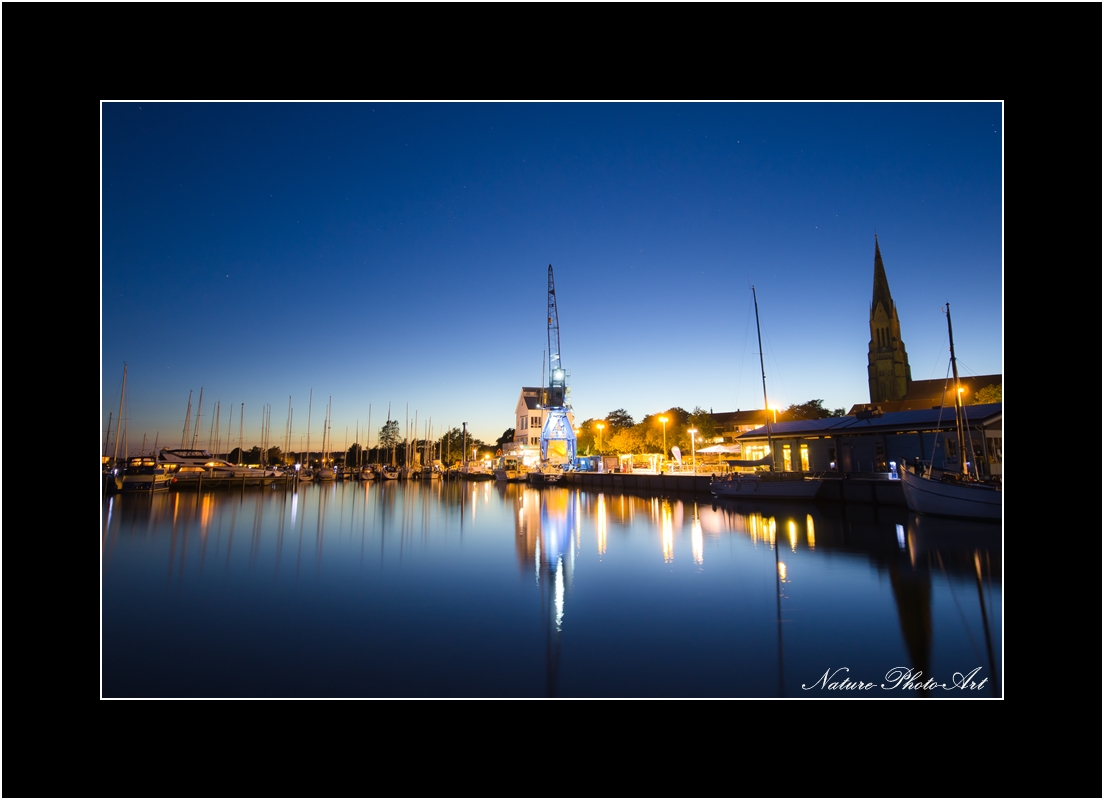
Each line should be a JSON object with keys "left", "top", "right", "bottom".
{"left": 900, "top": 467, "right": 1001, "bottom": 521}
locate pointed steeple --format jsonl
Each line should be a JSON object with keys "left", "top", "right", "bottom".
{"left": 866, "top": 236, "right": 912, "bottom": 403}
{"left": 871, "top": 234, "right": 894, "bottom": 319}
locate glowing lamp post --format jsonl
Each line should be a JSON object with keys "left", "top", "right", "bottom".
{"left": 596, "top": 422, "right": 604, "bottom": 452}
{"left": 688, "top": 428, "right": 697, "bottom": 474}
{"left": 659, "top": 416, "right": 668, "bottom": 472}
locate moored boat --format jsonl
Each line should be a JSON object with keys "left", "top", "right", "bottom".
{"left": 160, "top": 448, "right": 274, "bottom": 487}
{"left": 116, "top": 456, "right": 173, "bottom": 492}
{"left": 459, "top": 461, "right": 494, "bottom": 481}
{"left": 899, "top": 304, "right": 1001, "bottom": 522}
{"left": 527, "top": 463, "right": 565, "bottom": 485}
{"left": 493, "top": 455, "right": 523, "bottom": 482}
{"left": 900, "top": 466, "right": 1000, "bottom": 521}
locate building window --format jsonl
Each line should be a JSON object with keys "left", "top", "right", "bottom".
{"left": 800, "top": 444, "right": 809, "bottom": 472}
{"left": 782, "top": 444, "right": 792, "bottom": 472}
{"left": 531, "top": 416, "right": 541, "bottom": 428}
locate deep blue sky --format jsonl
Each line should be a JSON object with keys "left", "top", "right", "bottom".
{"left": 102, "top": 102, "right": 1002, "bottom": 452}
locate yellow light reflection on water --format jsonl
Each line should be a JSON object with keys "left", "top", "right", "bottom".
{"left": 596, "top": 494, "right": 607, "bottom": 556}
{"left": 778, "top": 561, "right": 787, "bottom": 582}
{"left": 199, "top": 493, "right": 215, "bottom": 534}
{"left": 691, "top": 516, "right": 703, "bottom": 566}
{"left": 788, "top": 520, "right": 797, "bottom": 552}
{"left": 661, "top": 501, "right": 674, "bottom": 563}
{"left": 806, "top": 514, "right": 815, "bottom": 549}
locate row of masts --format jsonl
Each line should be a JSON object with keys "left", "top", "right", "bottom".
{"left": 104, "top": 372, "right": 468, "bottom": 468}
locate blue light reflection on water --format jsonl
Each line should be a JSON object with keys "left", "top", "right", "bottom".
{"left": 101, "top": 481, "right": 1001, "bottom": 698}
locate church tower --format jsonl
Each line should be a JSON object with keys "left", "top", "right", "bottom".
{"left": 867, "top": 236, "right": 911, "bottom": 403}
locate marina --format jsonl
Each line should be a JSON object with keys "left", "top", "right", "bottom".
{"left": 101, "top": 103, "right": 1003, "bottom": 702}
{"left": 101, "top": 479, "right": 1001, "bottom": 698}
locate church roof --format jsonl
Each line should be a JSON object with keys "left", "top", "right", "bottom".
{"left": 849, "top": 374, "right": 1002, "bottom": 414}
{"left": 870, "top": 235, "right": 895, "bottom": 319}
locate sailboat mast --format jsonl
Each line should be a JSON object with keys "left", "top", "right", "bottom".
{"left": 751, "top": 286, "right": 775, "bottom": 471}
{"left": 192, "top": 388, "right": 204, "bottom": 449}
{"left": 945, "top": 303, "right": 976, "bottom": 478}
{"left": 285, "top": 397, "right": 293, "bottom": 461}
{"left": 113, "top": 364, "right": 127, "bottom": 465}
{"left": 180, "top": 390, "right": 193, "bottom": 449}
{"left": 306, "top": 389, "right": 313, "bottom": 468}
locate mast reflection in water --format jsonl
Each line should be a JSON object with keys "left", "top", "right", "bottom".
{"left": 102, "top": 481, "right": 1001, "bottom": 697}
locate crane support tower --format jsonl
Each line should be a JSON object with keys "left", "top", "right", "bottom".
{"left": 540, "top": 264, "right": 576, "bottom": 464}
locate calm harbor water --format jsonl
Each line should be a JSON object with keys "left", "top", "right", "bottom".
{"left": 101, "top": 480, "right": 1002, "bottom": 698}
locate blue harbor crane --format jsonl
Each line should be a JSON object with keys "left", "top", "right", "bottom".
{"left": 539, "top": 264, "right": 576, "bottom": 465}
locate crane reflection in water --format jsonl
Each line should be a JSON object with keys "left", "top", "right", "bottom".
{"left": 510, "top": 486, "right": 576, "bottom": 697}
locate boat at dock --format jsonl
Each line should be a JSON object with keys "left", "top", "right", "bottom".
{"left": 493, "top": 455, "right": 527, "bottom": 482}
{"left": 527, "top": 464, "right": 565, "bottom": 485}
{"left": 899, "top": 303, "right": 1001, "bottom": 522}
{"left": 159, "top": 448, "right": 275, "bottom": 488}
{"left": 459, "top": 461, "right": 494, "bottom": 481}
{"left": 116, "top": 456, "right": 173, "bottom": 492}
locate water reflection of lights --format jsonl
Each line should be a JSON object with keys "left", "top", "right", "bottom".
{"left": 199, "top": 493, "right": 215, "bottom": 534}
{"left": 777, "top": 561, "right": 787, "bottom": 582}
{"left": 806, "top": 514, "right": 815, "bottom": 549}
{"left": 596, "top": 494, "right": 607, "bottom": 556}
{"left": 554, "top": 556, "right": 565, "bottom": 631}
{"left": 788, "top": 520, "right": 797, "bottom": 552}
{"left": 291, "top": 491, "right": 299, "bottom": 525}
{"left": 691, "top": 515, "right": 703, "bottom": 566}
{"left": 896, "top": 524, "right": 906, "bottom": 550}
{"left": 661, "top": 501, "right": 674, "bottom": 563}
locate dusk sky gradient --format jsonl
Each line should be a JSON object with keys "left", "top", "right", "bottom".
{"left": 102, "top": 102, "right": 1003, "bottom": 452}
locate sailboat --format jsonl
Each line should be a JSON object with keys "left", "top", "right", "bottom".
{"left": 316, "top": 397, "right": 336, "bottom": 481}
{"left": 710, "top": 287, "right": 823, "bottom": 501}
{"left": 299, "top": 390, "right": 315, "bottom": 481}
{"left": 900, "top": 304, "right": 1001, "bottom": 521}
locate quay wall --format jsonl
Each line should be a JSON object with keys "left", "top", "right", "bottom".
{"left": 563, "top": 472, "right": 907, "bottom": 507}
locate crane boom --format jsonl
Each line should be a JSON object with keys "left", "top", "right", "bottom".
{"left": 546, "top": 264, "right": 566, "bottom": 408}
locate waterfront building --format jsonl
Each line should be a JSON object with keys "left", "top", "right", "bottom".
{"left": 711, "top": 409, "right": 775, "bottom": 443}
{"left": 731, "top": 404, "right": 1002, "bottom": 478}
{"left": 513, "top": 387, "right": 544, "bottom": 447}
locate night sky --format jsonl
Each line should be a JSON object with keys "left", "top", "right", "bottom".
{"left": 102, "top": 102, "right": 1002, "bottom": 452}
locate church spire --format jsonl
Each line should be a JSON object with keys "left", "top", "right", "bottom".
{"left": 871, "top": 234, "right": 894, "bottom": 319}
{"left": 866, "top": 236, "right": 912, "bottom": 403}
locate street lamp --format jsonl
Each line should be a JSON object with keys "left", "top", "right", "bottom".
{"left": 688, "top": 428, "right": 697, "bottom": 474}
{"left": 659, "top": 416, "right": 668, "bottom": 472}
{"left": 595, "top": 422, "right": 604, "bottom": 452}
